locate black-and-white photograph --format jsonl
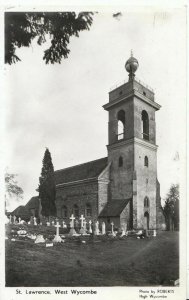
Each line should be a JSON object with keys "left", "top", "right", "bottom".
{"left": 1, "top": 4, "right": 187, "bottom": 299}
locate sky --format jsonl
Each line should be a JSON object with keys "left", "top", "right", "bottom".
{"left": 4, "top": 7, "right": 186, "bottom": 211}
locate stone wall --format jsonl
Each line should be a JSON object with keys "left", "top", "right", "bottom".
{"left": 108, "top": 142, "right": 134, "bottom": 200}
{"left": 55, "top": 181, "right": 99, "bottom": 223}
{"left": 134, "top": 141, "right": 157, "bottom": 229}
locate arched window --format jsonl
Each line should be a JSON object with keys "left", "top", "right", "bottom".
{"left": 142, "top": 110, "right": 149, "bottom": 140}
{"left": 119, "top": 156, "right": 123, "bottom": 167}
{"left": 144, "top": 197, "right": 149, "bottom": 208}
{"left": 117, "top": 110, "right": 125, "bottom": 140}
{"left": 73, "top": 204, "right": 79, "bottom": 218}
{"left": 61, "top": 205, "right": 68, "bottom": 218}
{"left": 144, "top": 156, "right": 148, "bottom": 167}
{"left": 85, "top": 203, "right": 92, "bottom": 217}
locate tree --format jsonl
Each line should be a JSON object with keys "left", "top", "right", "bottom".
{"left": 37, "top": 148, "right": 56, "bottom": 217}
{"left": 5, "top": 12, "right": 94, "bottom": 64}
{"left": 163, "top": 184, "right": 179, "bottom": 231}
{"left": 5, "top": 171, "right": 24, "bottom": 210}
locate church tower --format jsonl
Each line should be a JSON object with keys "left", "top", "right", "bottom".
{"left": 103, "top": 52, "right": 163, "bottom": 230}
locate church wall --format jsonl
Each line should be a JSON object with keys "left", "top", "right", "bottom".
{"left": 134, "top": 97, "right": 156, "bottom": 144}
{"left": 108, "top": 100, "right": 134, "bottom": 144}
{"left": 108, "top": 143, "right": 134, "bottom": 200}
{"left": 55, "top": 181, "right": 99, "bottom": 223}
{"left": 134, "top": 142, "right": 157, "bottom": 229}
{"left": 98, "top": 181, "right": 109, "bottom": 215}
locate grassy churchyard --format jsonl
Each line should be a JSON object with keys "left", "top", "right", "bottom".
{"left": 5, "top": 223, "right": 179, "bottom": 287}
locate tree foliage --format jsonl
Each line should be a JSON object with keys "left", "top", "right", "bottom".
{"left": 163, "top": 184, "right": 179, "bottom": 231}
{"left": 5, "top": 172, "right": 24, "bottom": 199}
{"left": 5, "top": 12, "right": 94, "bottom": 64}
{"left": 37, "top": 148, "right": 56, "bottom": 217}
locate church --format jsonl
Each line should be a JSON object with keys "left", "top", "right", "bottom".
{"left": 54, "top": 53, "right": 165, "bottom": 230}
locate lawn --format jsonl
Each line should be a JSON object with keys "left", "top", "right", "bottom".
{"left": 5, "top": 225, "right": 179, "bottom": 287}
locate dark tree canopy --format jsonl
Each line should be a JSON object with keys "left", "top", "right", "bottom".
{"left": 5, "top": 12, "right": 94, "bottom": 64}
{"left": 163, "top": 184, "right": 179, "bottom": 231}
{"left": 37, "top": 148, "right": 56, "bottom": 217}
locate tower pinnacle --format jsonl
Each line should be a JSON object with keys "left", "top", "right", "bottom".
{"left": 125, "top": 51, "right": 139, "bottom": 81}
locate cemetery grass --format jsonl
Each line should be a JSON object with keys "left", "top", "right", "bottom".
{"left": 5, "top": 226, "right": 179, "bottom": 287}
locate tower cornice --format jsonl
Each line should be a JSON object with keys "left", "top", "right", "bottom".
{"left": 103, "top": 89, "right": 161, "bottom": 111}
{"left": 107, "top": 137, "right": 158, "bottom": 151}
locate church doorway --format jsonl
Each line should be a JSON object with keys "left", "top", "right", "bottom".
{"left": 144, "top": 211, "right": 149, "bottom": 229}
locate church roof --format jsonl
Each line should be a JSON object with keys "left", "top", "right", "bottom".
{"left": 11, "top": 205, "right": 30, "bottom": 218}
{"left": 99, "top": 199, "right": 131, "bottom": 217}
{"left": 55, "top": 157, "right": 108, "bottom": 185}
{"left": 25, "top": 196, "right": 39, "bottom": 210}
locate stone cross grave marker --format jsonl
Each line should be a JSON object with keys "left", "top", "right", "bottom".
{"left": 111, "top": 222, "right": 116, "bottom": 236}
{"left": 9, "top": 215, "right": 13, "bottom": 224}
{"left": 33, "top": 217, "right": 37, "bottom": 226}
{"left": 102, "top": 222, "right": 106, "bottom": 235}
{"left": 80, "top": 215, "right": 85, "bottom": 228}
{"left": 13, "top": 215, "right": 16, "bottom": 224}
{"left": 69, "top": 214, "right": 78, "bottom": 236}
{"left": 62, "top": 221, "right": 67, "bottom": 228}
{"left": 89, "top": 220, "right": 92, "bottom": 233}
{"left": 53, "top": 221, "right": 62, "bottom": 243}
{"left": 70, "top": 214, "right": 75, "bottom": 228}
{"left": 83, "top": 220, "right": 87, "bottom": 231}
{"left": 95, "top": 221, "right": 100, "bottom": 235}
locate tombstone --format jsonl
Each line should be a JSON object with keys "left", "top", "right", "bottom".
{"left": 34, "top": 234, "right": 45, "bottom": 244}
{"left": 153, "top": 229, "right": 157, "bottom": 237}
{"left": 53, "top": 221, "right": 63, "bottom": 243}
{"left": 52, "top": 220, "right": 55, "bottom": 226}
{"left": 46, "top": 243, "right": 53, "bottom": 247}
{"left": 80, "top": 215, "right": 85, "bottom": 228}
{"left": 30, "top": 216, "right": 34, "bottom": 226}
{"left": 88, "top": 220, "right": 93, "bottom": 234}
{"left": 68, "top": 214, "right": 79, "bottom": 236}
{"left": 41, "top": 216, "right": 46, "bottom": 226}
{"left": 62, "top": 221, "right": 67, "bottom": 228}
{"left": 33, "top": 217, "right": 37, "bottom": 226}
{"left": 18, "top": 217, "right": 21, "bottom": 224}
{"left": 80, "top": 220, "right": 88, "bottom": 235}
{"left": 17, "top": 230, "right": 27, "bottom": 236}
{"left": 9, "top": 215, "right": 13, "bottom": 224}
{"left": 94, "top": 221, "right": 100, "bottom": 235}
{"left": 27, "top": 233, "right": 36, "bottom": 240}
{"left": 102, "top": 222, "right": 106, "bottom": 235}
{"left": 28, "top": 221, "right": 31, "bottom": 225}
{"left": 111, "top": 222, "right": 116, "bottom": 237}
{"left": 47, "top": 222, "right": 50, "bottom": 227}
{"left": 13, "top": 215, "right": 17, "bottom": 224}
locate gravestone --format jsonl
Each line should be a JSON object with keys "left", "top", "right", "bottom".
{"left": 9, "top": 215, "right": 13, "bottom": 224}
{"left": 52, "top": 220, "right": 55, "bottom": 226}
{"left": 80, "top": 215, "right": 85, "bottom": 228}
{"left": 30, "top": 216, "right": 34, "bottom": 226}
{"left": 35, "top": 234, "right": 45, "bottom": 244}
{"left": 13, "top": 215, "right": 17, "bottom": 224}
{"left": 18, "top": 217, "right": 21, "bottom": 224}
{"left": 111, "top": 222, "right": 116, "bottom": 237}
{"left": 94, "top": 221, "right": 100, "bottom": 235}
{"left": 62, "top": 221, "right": 67, "bottom": 228}
{"left": 53, "top": 221, "right": 63, "bottom": 243}
{"left": 153, "top": 229, "right": 157, "bottom": 237}
{"left": 102, "top": 222, "right": 106, "bottom": 235}
{"left": 68, "top": 214, "right": 79, "bottom": 236}
{"left": 33, "top": 217, "right": 37, "bottom": 226}
{"left": 47, "top": 222, "right": 50, "bottom": 226}
{"left": 88, "top": 220, "right": 93, "bottom": 234}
